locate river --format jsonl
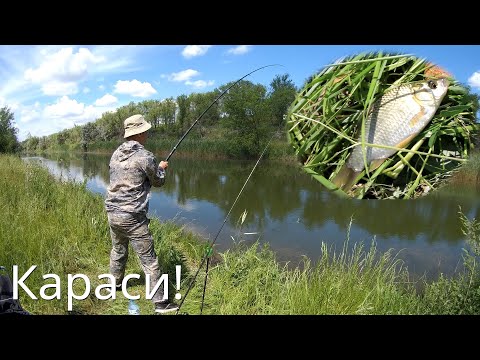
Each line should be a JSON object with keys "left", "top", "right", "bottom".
{"left": 22, "top": 152, "right": 480, "bottom": 281}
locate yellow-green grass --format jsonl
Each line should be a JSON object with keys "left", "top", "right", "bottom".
{"left": 0, "top": 154, "right": 204, "bottom": 314}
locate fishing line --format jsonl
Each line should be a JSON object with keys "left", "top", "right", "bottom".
{"left": 162, "top": 64, "right": 281, "bottom": 313}
{"left": 176, "top": 136, "right": 274, "bottom": 314}
{"left": 165, "top": 64, "right": 281, "bottom": 161}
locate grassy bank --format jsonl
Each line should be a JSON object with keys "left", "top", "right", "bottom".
{"left": 1, "top": 154, "right": 480, "bottom": 314}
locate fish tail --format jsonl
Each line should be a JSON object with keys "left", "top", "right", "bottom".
{"left": 331, "top": 165, "right": 361, "bottom": 192}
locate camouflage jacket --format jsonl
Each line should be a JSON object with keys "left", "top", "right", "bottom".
{"left": 104, "top": 141, "right": 165, "bottom": 214}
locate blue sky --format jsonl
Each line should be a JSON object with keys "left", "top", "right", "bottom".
{"left": 1, "top": 45, "right": 479, "bottom": 141}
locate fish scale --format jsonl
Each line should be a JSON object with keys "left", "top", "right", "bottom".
{"left": 349, "top": 86, "right": 424, "bottom": 171}
{"left": 333, "top": 78, "right": 449, "bottom": 191}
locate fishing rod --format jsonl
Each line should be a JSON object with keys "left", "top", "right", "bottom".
{"left": 165, "top": 64, "right": 280, "bottom": 161}
{"left": 176, "top": 136, "right": 274, "bottom": 314}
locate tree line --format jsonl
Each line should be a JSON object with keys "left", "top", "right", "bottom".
{"left": 20, "top": 74, "right": 298, "bottom": 158}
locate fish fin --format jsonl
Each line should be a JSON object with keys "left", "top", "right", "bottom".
{"left": 368, "top": 158, "right": 386, "bottom": 173}
{"left": 395, "top": 133, "right": 418, "bottom": 151}
{"left": 332, "top": 164, "right": 361, "bottom": 192}
{"left": 359, "top": 134, "right": 418, "bottom": 179}
{"left": 408, "top": 107, "right": 426, "bottom": 128}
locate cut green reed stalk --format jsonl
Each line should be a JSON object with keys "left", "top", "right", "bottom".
{"left": 287, "top": 52, "right": 480, "bottom": 199}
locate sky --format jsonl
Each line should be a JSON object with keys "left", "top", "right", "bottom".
{"left": 1, "top": 44, "right": 479, "bottom": 141}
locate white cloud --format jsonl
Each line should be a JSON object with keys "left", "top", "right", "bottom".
{"left": 185, "top": 80, "right": 215, "bottom": 89}
{"left": 167, "top": 69, "right": 199, "bottom": 82}
{"left": 41, "top": 81, "right": 78, "bottom": 96}
{"left": 19, "top": 107, "right": 41, "bottom": 123}
{"left": 0, "top": 46, "right": 168, "bottom": 141}
{"left": 164, "top": 69, "right": 213, "bottom": 89}
{"left": 113, "top": 79, "right": 157, "bottom": 97}
{"left": 182, "top": 45, "right": 212, "bottom": 58}
{"left": 1, "top": 45, "right": 155, "bottom": 105}
{"left": 95, "top": 94, "right": 118, "bottom": 107}
{"left": 23, "top": 47, "right": 106, "bottom": 97}
{"left": 15, "top": 95, "right": 120, "bottom": 140}
{"left": 1, "top": 97, "right": 20, "bottom": 112}
{"left": 226, "top": 45, "right": 252, "bottom": 55}
{"left": 24, "top": 47, "right": 105, "bottom": 84}
{"left": 468, "top": 71, "right": 480, "bottom": 88}
{"left": 12, "top": 97, "right": 96, "bottom": 140}
{"left": 41, "top": 96, "right": 109, "bottom": 130}
{"left": 43, "top": 96, "right": 85, "bottom": 118}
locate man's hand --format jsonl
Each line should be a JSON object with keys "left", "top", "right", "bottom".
{"left": 159, "top": 161, "right": 168, "bottom": 170}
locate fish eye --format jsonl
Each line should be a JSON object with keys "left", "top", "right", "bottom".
{"left": 427, "top": 80, "right": 437, "bottom": 89}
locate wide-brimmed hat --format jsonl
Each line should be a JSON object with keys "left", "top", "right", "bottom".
{"left": 124, "top": 114, "right": 152, "bottom": 138}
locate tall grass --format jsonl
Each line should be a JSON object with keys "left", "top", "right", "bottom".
{"left": 447, "top": 151, "right": 480, "bottom": 188}
{"left": 194, "top": 235, "right": 422, "bottom": 315}
{"left": 1, "top": 154, "right": 111, "bottom": 314}
{"left": 146, "top": 137, "right": 295, "bottom": 161}
{"left": 0, "top": 154, "right": 203, "bottom": 314}
{"left": 2, "top": 154, "right": 480, "bottom": 314}
{"left": 86, "top": 140, "right": 123, "bottom": 152}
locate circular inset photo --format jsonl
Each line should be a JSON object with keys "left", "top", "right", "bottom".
{"left": 287, "top": 52, "right": 480, "bottom": 199}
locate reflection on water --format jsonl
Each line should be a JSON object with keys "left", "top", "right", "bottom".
{"left": 22, "top": 153, "right": 480, "bottom": 280}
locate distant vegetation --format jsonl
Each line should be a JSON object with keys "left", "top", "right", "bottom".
{"left": 20, "top": 74, "right": 298, "bottom": 160}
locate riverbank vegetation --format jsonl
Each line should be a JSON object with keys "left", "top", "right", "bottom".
{"left": 2, "top": 154, "right": 480, "bottom": 315}
{"left": 20, "top": 74, "right": 298, "bottom": 160}
{"left": 448, "top": 150, "right": 480, "bottom": 188}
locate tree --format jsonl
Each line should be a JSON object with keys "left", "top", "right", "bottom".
{"left": 81, "top": 122, "right": 99, "bottom": 152}
{"left": 22, "top": 133, "right": 39, "bottom": 153}
{"left": 267, "top": 74, "right": 297, "bottom": 127}
{"left": 176, "top": 94, "right": 191, "bottom": 133}
{"left": 0, "top": 106, "right": 20, "bottom": 153}
{"left": 97, "top": 111, "right": 123, "bottom": 140}
{"left": 189, "top": 91, "right": 220, "bottom": 126}
{"left": 182, "top": 91, "right": 221, "bottom": 137}
{"left": 147, "top": 100, "right": 163, "bottom": 129}
{"left": 221, "top": 80, "right": 270, "bottom": 158}
{"left": 160, "top": 98, "right": 177, "bottom": 128}
{"left": 56, "top": 129, "right": 69, "bottom": 145}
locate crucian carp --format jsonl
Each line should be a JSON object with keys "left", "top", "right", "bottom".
{"left": 332, "top": 77, "right": 449, "bottom": 192}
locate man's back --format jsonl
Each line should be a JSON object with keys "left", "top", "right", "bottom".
{"left": 105, "top": 140, "right": 165, "bottom": 214}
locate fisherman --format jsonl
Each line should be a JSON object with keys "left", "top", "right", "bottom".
{"left": 104, "top": 114, "right": 179, "bottom": 314}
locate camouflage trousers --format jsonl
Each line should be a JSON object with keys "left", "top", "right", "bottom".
{"left": 106, "top": 211, "right": 165, "bottom": 304}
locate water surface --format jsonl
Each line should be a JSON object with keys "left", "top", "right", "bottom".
{"left": 23, "top": 153, "right": 480, "bottom": 280}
